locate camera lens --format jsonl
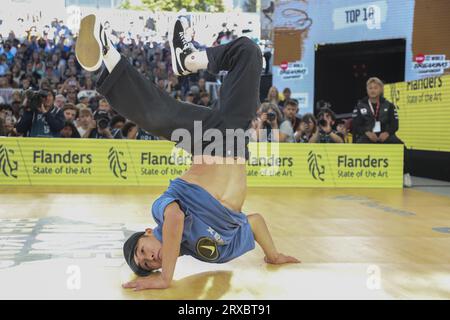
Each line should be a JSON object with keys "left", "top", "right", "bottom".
{"left": 25, "top": 90, "right": 45, "bottom": 112}
{"left": 267, "top": 112, "right": 276, "bottom": 121}
{"left": 97, "top": 118, "right": 109, "bottom": 129}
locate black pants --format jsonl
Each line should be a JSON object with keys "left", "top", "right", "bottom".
{"left": 355, "top": 133, "right": 410, "bottom": 174}
{"left": 96, "top": 37, "right": 262, "bottom": 159}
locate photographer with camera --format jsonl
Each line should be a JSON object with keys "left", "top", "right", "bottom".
{"left": 83, "top": 109, "right": 123, "bottom": 139}
{"left": 15, "top": 89, "right": 65, "bottom": 137}
{"left": 309, "top": 107, "right": 344, "bottom": 143}
{"left": 255, "top": 102, "right": 283, "bottom": 142}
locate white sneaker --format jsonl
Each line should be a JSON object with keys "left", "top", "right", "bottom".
{"left": 75, "top": 14, "right": 109, "bottom": 72}
{"left": 403, "top": 173, "right": 412, "bottom": 188}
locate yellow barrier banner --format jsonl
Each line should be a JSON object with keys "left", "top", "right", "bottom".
{"left": 0, "top": 138, "right": 403, "bottom": 188}
{"left": 385, "top": 74, "right": 450, "bottom": 152}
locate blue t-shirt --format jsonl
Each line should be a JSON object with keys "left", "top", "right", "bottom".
{"left": 151, "top": 178, "right": 255, "bottom": 263}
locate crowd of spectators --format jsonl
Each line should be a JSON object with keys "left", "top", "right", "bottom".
{"left": 1, "top": 19, "right": 396, "bottom": 149}
{"left": 0, "top": 18, "right": 220, "bottom": 140}
{"left": 251, "top": 86, "right": 350, "bottom": 144}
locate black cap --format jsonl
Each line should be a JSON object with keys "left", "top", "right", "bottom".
{"left": 123, "top": 231, "right": 152, "bottom": 277}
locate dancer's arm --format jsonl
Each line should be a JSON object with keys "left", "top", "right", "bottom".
{"left": 160, "top": 202, "right": 184, "bottom": 286}
{"left": 125, "top": 202, "right": 184, "bottom": 290}
{"left": 247, "top": 213, "right": 300, "bottom": 264}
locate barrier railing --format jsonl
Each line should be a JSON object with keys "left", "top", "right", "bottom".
{"left": 0, "top": 138, "right": 403, "bottom": 187}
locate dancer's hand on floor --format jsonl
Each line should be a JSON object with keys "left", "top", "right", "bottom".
{"left": 264, "top": 253, "right": 301, "bottom": 265}
{"left": 122, "top": 274, "right": 169, "bottom": 291}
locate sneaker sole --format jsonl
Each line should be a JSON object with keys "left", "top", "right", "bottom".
{"left": 75, "top": 14, "right": 102, "bottom": 72}
{"left": 168, "top": 22, "right": 182, "bottom": 77}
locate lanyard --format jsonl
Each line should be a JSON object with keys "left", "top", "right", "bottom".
{"left": 368, "top": 100, "right": 380, "bottom": 120}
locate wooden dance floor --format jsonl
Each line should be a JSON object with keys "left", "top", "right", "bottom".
{"left": 0, "top": 185, "right": 449, "bottom": 299}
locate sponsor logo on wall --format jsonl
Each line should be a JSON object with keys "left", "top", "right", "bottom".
{"left": 0, "top": 144, "right": 18, "bottom": 179}
{"left": 412, "top": 54, "right": 450, "bottom": 77}
{"left": 278, "top": 62, "right": 308, "bottom": 81}
{"left": 108, "top": 147, "right": 127, "bottom": 179}
{"left": 308, "top": 150, "right": 325, "bottom": 182}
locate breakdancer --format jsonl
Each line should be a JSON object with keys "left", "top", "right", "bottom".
{"left": 76, "top": 14, "right": 300, "bottom": 290}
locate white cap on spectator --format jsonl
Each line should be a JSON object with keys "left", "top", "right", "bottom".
{"left": 55, "top": 94, "right": 66, "bottom": 101}
{"left": 77, "top": 91, "right": 90, "bottom": 100}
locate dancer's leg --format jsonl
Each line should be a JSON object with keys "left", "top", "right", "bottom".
{"left": 194, "top": 37, "right": 263, "bottom": 158}
{"left": 77, "top": 15, "right": 261, "bottom": 157}
{"left": 75, "top": 15, "right": 222, "bottom": 153}
{"left": 203, "top": 36, "right": 262, "bottom": 131}
{"left": 95, "top": 57, "right": 222, "bottom": 145}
